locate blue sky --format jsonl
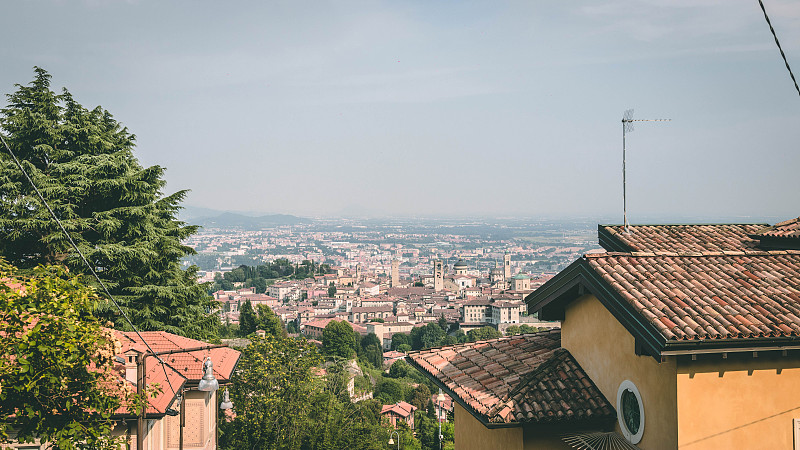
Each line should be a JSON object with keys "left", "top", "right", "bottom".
{"left": 1, "top": 0, "right": 798, "bottom": 220}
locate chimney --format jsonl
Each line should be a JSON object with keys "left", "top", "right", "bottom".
{"left": 124, "top": 349, "right": 141, "bottom": 384}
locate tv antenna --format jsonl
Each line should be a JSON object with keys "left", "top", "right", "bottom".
{"left": 622, "top": 109, "right": 671, "bottom": 232}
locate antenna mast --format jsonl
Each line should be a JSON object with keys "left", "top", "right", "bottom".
{"left": 621, "top": 109, "right": 671, "bottom": 232}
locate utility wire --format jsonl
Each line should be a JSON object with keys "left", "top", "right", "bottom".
{"left": 758, "top": 0, "right": 800, "bottom": 98}
{"left": 0, "top": 133, "right": 178, "bottom": 397}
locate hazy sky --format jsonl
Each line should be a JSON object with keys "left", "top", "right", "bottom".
{"left": 1, "top": 0, "right": 799, "bottom": 220}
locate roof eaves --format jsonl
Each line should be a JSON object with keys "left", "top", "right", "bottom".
{"left": 662, "top": 336, "right": 800, "bottom": 354}
{"left": 526, "top": 257, "right": 667, "bottom": 360}
{"left": 750, "top": 235, "right": 800, "bottom": 251}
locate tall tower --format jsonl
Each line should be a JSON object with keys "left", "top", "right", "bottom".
{"left": 434, "top": 259, "right": 443, "bottom": 292}
{"left": 391, "top": 259, "right": 399, "bottom": 287}
{"left": 503, "top": 253, "right": 511, "bottom": 280}
{"left": 355, "top": 263, "right": 361, "bottom": 282}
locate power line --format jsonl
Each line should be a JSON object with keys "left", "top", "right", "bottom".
{"left": 758, "top": 0, "right": 800, "bottom": 98}
{"left": 0, "top": 133, "right": 178, "bottom": 397}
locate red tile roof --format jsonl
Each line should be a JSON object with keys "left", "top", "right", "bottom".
{"left": 753, "top": 217, "right": 800, "bottom": 239}
{"left": 113, "top": 359, "right": 186, "bottom": 416}
{"left": 303, "top": 318, "right": 338, "bottom": 330}
{"left": 116, "top": 331, "right": 240, "bottom": 382}
{"left": 585, "top": 250, "right": 800, "bottom": 341}
{"left": 407, "top": 330, "right": 614, "bottom": 425}
{"left": 599, "top": 224, "right": 765, "bottom": 252}
{"left": 381, "top": 401, "right": 417, "bottom": 418}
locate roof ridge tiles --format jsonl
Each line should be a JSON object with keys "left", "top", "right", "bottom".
{"left": 586, "top": 250, "right": 800, "bottom": 259}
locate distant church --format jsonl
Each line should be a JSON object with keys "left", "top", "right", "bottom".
{"left": 490, "top": 253, "right": 511, "bottom": 289}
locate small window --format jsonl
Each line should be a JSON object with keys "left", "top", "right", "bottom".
{"left": 617, "top": 380, "right": 644, "bottom": 444}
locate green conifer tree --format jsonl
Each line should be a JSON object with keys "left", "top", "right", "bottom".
{"left": 0, "top": 68, "right": 217, "bottom": 340}
{"left": 238, "top": 300, "right": 257, "bottom": 336}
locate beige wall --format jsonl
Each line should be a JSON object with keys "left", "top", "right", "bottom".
{"left": 454, "top": 403, "right": 523, "bottom": 450}
{"left": 677, "top": 354, "right": 800, "bottom": 449}
{"left": 561, "top": 294, "right": 678, "bottom": 449}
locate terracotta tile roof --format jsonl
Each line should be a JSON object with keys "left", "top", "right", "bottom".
{"left": 584, "top": 250, "right": 800, "bottom": 341}
{"left": 113, "top": 360, "right": 186, "bottom": 416}
{"left": 116, "top": 331, "right": 240, "bottom": 382}
{"left": 381, "top": 401, "right": 417, "bottom": 418}
{"left": 753, "top": 217, "right": 800, "bottom": 239}
{"left": 599, "top": 224, "right": 765, "bottom": 252}
{"left": 407, "top": 330, "right": 615, "bottom": 425}
{"left": 303, "top": 318, "right": 338, "bottom": 330}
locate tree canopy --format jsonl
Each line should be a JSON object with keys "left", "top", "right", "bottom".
{"left": 238, "top": 300, "right": 257, "bottom": 336}
{"left": 237, "top": 302, "right": 286, "bottom": 338}
{"left": 505, "top": 324, "right": 543, "bottom": 336}
{"left": 410, "top": 322, "right": 446, "bottom": 350}
{"left": 220, "top": 334, "right": 389, "bottom": 449}
{"left": 0, "top": 259, "right": 125, "bottom": 449}
{"left": 467, "top": 326, "right": 503, "bottom": 342}
{"left": 358, "top": 332, "right": 383, "bottom": 369}
{"left": 0, "top": 68, "right": 216, "bottom": 340}
{"left": 210, "top": 260, "right": 333, "bottom": 293}
{"left": 321, "top": 320, "right": 358, "bottom": 359}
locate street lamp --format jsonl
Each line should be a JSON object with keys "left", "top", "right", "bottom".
{"left": 135, "top": 344, "right": 227, "bottom": 450}
{"left": 198, "top": 357, "right": 220, "bottom": 392}
{"left": 388, "top": 430, "right": 399, "bottom": 449}
{"left": 219, "top": 387, "right": 233, "bottom": 410}
{"left": 437, "top": 389, "right": 446, "bottom": 450}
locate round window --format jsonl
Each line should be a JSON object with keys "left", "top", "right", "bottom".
{"left": 616, "top": 380, "right": 644, "bottom": 444}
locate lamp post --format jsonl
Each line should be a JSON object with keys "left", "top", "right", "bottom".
{"left": 135, "top": 344, "right": 227, "bottom": 450}
{"left": 437, "top": 389, "right": 446, "bottom": 450}
{"left": 220, "top": 387, "right": 233, "bottom": 410}
{"left": 388, "top": 430, "right": 400, "bottom": 450}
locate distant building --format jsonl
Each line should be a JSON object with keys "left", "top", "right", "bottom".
{"left": 510, "top": 273, "right": 530, "bottom": 291}
{"left": 391, "top": 259, "right": 400, "bottom": 287}
{"left": 381, "top": 401, "right": 417, "bottom": 429}
{"left": 433, "top": 259, "right": 443, "bottom": 292}
{"left": 453, "top": 259, "right": 468, "bottom": 275}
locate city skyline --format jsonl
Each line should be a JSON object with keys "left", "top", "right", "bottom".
{"left": 2, "top": 1, "right": 799, "bottom": 219}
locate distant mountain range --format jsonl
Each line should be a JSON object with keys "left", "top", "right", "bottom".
{"left": 179, "top": 207, "right": 311, "bottom": 229}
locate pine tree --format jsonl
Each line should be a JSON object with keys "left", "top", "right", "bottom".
{"left": 0, "top": 68, "right": 217, "bottom": 340}
{"left": 239, "top": 300, "right": 257, "bottom": 336}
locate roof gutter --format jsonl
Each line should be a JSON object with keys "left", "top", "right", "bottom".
{"left": 662, "top": 337, "right": 800, "bottom": 356}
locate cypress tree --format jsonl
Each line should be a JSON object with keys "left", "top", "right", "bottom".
{"left": 0, "top": 68, "right": 217, "bottom": 340}
{"left": 239, "top": 300, "right": 256, "bottom": 336}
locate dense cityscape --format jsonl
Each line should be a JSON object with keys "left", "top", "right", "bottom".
{"left": 184, "top": 217, "right": 600, "bottom": 334}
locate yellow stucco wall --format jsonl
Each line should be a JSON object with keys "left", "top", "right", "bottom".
{"left": 561, "top": 294, "right": 678, "bottom": 449}
{"left": 677, "top": 354, "right": 800, "bottom": 449}
{"left": 454, "top": 403, "right": 523, "bottom": 450}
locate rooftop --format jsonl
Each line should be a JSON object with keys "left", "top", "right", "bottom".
{"left": 381, "top": 401, "right": 417, "bottom": 418}
{"left": 754, "top": 217, "right": 800, "bottom": 239}
{"left": 584, "top": 250, "right": 800, "bottom": 342}
{"left": 598, "top": 223, "right": 765, "bottom": 253}
{"left": 406, "top": 330, "right": 614, "bottom": 427}
{"left": 116, "top": 331, "right": 240, "bottom": 382}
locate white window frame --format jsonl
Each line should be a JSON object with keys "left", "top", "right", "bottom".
{"left": 617, "top": 380, "right": 645, "bottom": 444}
